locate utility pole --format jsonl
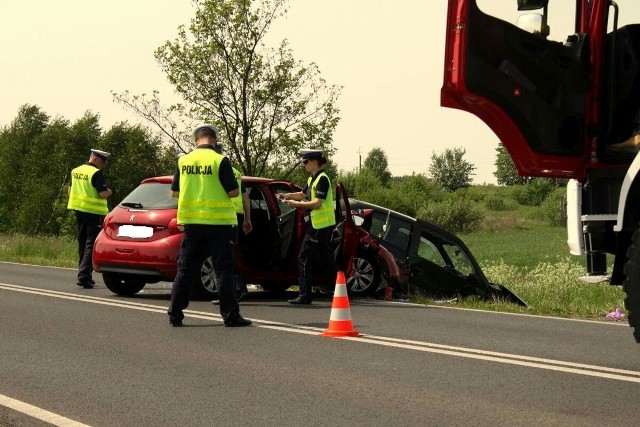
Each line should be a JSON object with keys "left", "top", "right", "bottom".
{"left": 358, "top": 147, "right": 362, "bottom": 171}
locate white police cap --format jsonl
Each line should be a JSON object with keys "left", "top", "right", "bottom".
{"left": 299, "top": 149, "right": 323, "bottom": 160}
{"left": 193, "top": 124, "right": 219, "bottom": 140}
{"left": 90, "top": 149, "right": 111, "bottom": 161}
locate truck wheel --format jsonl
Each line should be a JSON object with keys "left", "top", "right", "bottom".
{"left": 102, "top": 272, "right": 146, "bottom": 296}
{"left": 190, "top": 255, "right": 218, "bottom": 300}
{"left": 347, "top": 252, "right": 381, "bottom": 297}
{"left": 623, "top": 228, "right": 640, "bottom": 343}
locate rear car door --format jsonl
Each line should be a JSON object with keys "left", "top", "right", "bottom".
{"left": 442, "top": 0, "right": 589, "bottom": 178}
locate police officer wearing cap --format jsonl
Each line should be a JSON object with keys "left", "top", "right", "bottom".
{"left": 67, "top": 149, "right": 112, "bottom": 288}
{"left": 167, "top": 124, "right": 252, "bottom": 327}
{"left": 276, "top": 149, "right": 337, "bottom": 304}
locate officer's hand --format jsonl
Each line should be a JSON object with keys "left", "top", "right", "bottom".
{"left": 242, "top": 219, "right": 252, "bottom": 234}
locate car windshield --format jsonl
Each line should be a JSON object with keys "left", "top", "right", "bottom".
{"left": 120, "top": 182, "right": 177, "bottom": 210}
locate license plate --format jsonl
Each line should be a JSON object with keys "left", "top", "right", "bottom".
{"left": 117, "top": 225, "right": 153, "bottom": 238}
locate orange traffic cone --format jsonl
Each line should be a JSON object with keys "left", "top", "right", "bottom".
{"left": 322, "top": 271, "right": 360, "bottom": 337}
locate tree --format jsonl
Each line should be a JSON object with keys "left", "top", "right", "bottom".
{"left": 363, "top": 147, "right": 392, "bottom": 186}
{"left": 100, "top": 123, "right": 176, "bottom": 208}
{"left": 494, "top": 144, "right": 532, "bottom": 186}
{"left": 114, "top": 0, "right": 341, "bottom": 180}
{"left": 429, "top": 147, "right": 476, "bottom": 192}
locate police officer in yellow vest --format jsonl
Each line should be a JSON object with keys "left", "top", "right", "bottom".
{"left": 167, "top": 124, "right": 251, "bottom": 327}
{"left": 276, "top": 149, "right": 337, "bottom": 305}
{"left": 67, "top": 149, "right": 112, "bottom": 288}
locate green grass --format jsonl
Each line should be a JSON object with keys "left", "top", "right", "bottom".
{"left": 0, "top": 234, "right": 76, "bottom": 268}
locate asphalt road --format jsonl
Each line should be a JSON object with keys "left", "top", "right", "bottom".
{"left": 1, "top": 261, "right": 640, "bottom": 426}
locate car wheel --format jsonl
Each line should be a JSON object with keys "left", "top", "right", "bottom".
{"left": 190, "top": 255, "right": 218, "bottom": 300}
{"left": 102, "top": 272, "right": 146, "bottom": 296}
{"left": 347, "top": 252, "right": 380, "bottom": 297}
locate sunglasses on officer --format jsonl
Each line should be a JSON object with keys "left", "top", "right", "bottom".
{"left": 302, "top": 159, "right": 310, "bottom": 165}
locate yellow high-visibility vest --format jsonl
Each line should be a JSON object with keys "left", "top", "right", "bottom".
{"left": 308, "top": 172, "right": 335, "bottom": 230}
{"left": 177, "top": 149, "right": 237, "bottom": 225}
{"left": 67, "top": 164, "right": 109, "bottom": 215}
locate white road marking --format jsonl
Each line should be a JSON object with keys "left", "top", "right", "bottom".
{"left": 1, "top": 282, "right": 639, "bottom": 386}
{"left": 0, "top": 392, "right": 90, "bottom": 427}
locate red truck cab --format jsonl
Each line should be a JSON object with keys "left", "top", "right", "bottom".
{"left": 441, "top": 0, "right": 640, "bottom": 341}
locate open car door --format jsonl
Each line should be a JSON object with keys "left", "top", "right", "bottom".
{"left": 269, "top": 181, "right": 302, "bottom": 264}
{"left": 441, "top": 0, "right": 589, "bottom": 179}
{"left": 333, "top": 183, "right": 359, "bottom": 278}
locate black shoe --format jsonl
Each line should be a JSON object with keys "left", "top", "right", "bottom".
{"left": 224, "top": 316, "right": 252, "bottom": 327}
{"left": 288, "top": 296, "right": 312, "bottom": 305}
{"left": 76, "top": 280, "right": 94, "bottom": 289}
{"left": 169, "top": 319, "right": 183, "bottom": 327}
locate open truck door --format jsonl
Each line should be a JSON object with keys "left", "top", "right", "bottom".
{"left": 441, "top": 0, "right": 590, "bottom": 179}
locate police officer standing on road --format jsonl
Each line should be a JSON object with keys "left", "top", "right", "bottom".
{"left": 276, "top": 149, "right": 337, "bottom": 305}
{"left": 167, "top": 124, "right": 252, "bottom": 327}
{"left": 67, "top": 149, "right": 112, "bottom": 288}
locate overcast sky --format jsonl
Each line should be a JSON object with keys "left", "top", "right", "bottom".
{"left": 2, "top": 1, "right": 640, "bottom": 183}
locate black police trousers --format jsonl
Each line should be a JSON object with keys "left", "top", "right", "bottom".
{"left": 297, "top": 224, "right": 337, "bottom": 301}
{"left": 168, "top": 224, "right": 239, "bottom": 323}
{"left": 75, "top": 211, "right": 103, "bottom": 282}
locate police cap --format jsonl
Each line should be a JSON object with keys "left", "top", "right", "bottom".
{"left": 193, "top": 124, "right": 219, "bottom": 141}
{"left": 299, "top": 149, "right": 323, "bottom": 160}
{"left": 90, "top": 149, "right": 111, "bottom": 161}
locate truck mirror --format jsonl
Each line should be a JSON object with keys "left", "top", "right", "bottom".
{"left": 516, "top": 13, "right": 550, "bottom": 38}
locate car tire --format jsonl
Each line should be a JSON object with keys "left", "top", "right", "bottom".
{"left": 347, "top": 252, "right": 381, "bottom": 297}
{"left": 102, "top": 272, "right": 146, "bottom": 296}
{"left": 190, "top": 255, "right": 218, "bottom": 300}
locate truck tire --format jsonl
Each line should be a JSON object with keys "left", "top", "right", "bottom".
{"left": 623, "top": 227, "right": 640, "bottom": 343}
{"left": 102, "top": 272, "right": 146, "bottom": 296}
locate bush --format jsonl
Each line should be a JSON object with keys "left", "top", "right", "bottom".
{"left": 418, "top": 196, "right": 483, "bottom": 234}
{"left": 485, "top": 195, "right": 509, "bottom": 211}
{"left": 512, "top": 178, "right": 556, "bottom": 206}
{"left": 539, "top": 189, "right": 566, "bottom": 226}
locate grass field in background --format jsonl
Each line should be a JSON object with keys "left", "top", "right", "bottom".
{"left": 0, "top": 234, "right": 76, "bottom": 268}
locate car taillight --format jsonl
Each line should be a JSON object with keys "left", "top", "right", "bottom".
{"left": 168, "top": 218, "right": 183, "bottom": 235}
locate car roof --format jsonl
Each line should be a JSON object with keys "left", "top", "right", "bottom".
{"left": 139, "top": 175, "right": 282, "bottom": 185}
{"left": 349, "top": 198, "right": 417, "bottom": 223}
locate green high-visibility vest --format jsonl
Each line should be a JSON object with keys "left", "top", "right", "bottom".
{"left": 231, "top": 167, "right": 244, "bottom": 214}
{"left": 308, "top": 172, "right": 335, "bottom": 230}
{"left": 67, "top": 164, "right": 109, "bottom": 215}
{"left": 177, "top": 149, "right": 237, "bottom": 225}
